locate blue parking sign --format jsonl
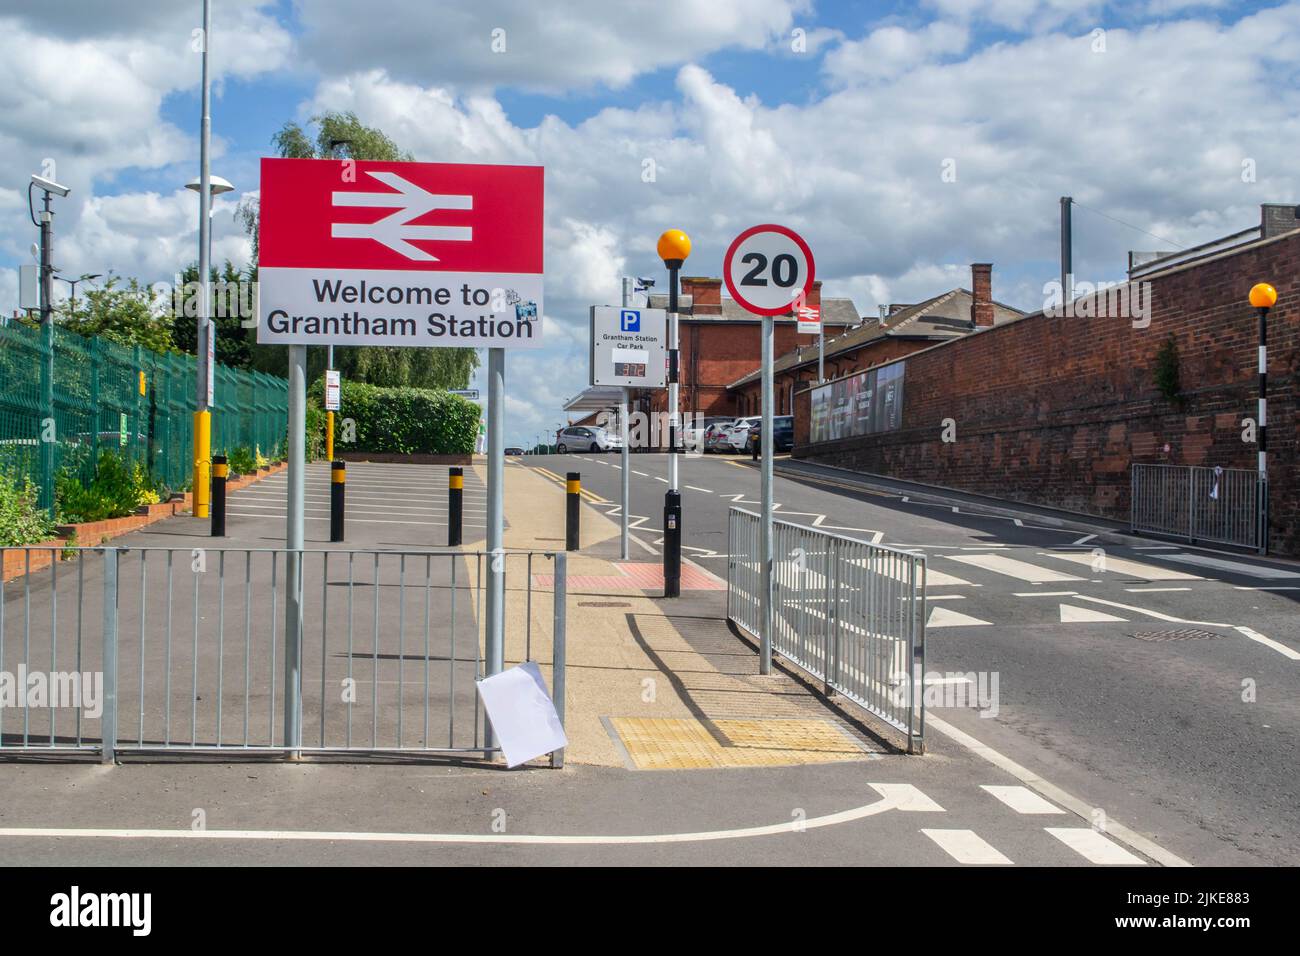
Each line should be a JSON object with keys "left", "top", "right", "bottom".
{"left": 620, "top": 309, "right": 640, "bottom": 332}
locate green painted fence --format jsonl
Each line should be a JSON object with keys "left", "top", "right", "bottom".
{"left": 0, "top": 321, "right": 287, "bottom": 508}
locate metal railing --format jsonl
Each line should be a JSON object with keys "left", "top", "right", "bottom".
{"left": 727, "top": 507, "right": 926, "bottom": 752}
{"left": 0, "top": 546, "right": 566, "bottom": 765}
{"left": 1130, "top": 463, "right": 1265, "bottom": 553}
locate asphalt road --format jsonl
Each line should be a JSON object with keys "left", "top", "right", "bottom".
{"left": 528, "top": 450, "right": 1300, "bottom": 866}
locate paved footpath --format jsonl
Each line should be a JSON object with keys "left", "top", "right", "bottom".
{"left": 0, "top": 458, "right": 1237, "bottom": 865}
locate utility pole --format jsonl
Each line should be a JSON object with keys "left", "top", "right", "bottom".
{"left": 36, "top": 185, "right": 57, "bottom": 516}
{"left": 193, "top": 0, "right": 214, "bottom": 518}
{"left": 1060, "top": 196, "right": 1073, "bottom": 311}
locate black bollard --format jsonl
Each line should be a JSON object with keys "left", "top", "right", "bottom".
{"left": 448, "top": 466, "right": 463, "bottom": 547}
{"left": 210, "top": 455, "right": 227, "bottom": 537}
{"left": 566, "top": 472, "right": 581, "bottom": 551}
{"left": 330, "top": 460, "right": 345, "bottom": 543}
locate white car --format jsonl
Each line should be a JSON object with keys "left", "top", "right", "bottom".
{"left": 556, "top": 425, "right": 623, "bottom": 453}
{"left": 721, "top": 416, "right": 762, "bottom": 453}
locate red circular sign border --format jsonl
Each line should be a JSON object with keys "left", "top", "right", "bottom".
{"left": 722, "top": 223, "right": 817, "bottom": 317}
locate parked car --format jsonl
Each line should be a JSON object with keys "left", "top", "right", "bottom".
{"left": 505, "top": 447, "right": 525, "bottom": 456}
{"left": 745, "top": 416, "right": 794, "bottom": 454}
{"left": 684, "top": 416, "right": 733, "bottom": 453}
{"left": 556, "top": 426, "right": 623, "bottom": 453}
{"left": 720, "top": 416, "right": 762, "bottom": 453}
{"left": 703, "top": 421, "right": 734, "bottom": 453}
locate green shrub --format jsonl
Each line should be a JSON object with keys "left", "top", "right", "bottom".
{"left": 227, "top": 446, "right": 258, "bottom": 475}
{"left": 55, "top": 452, "right": 156, "bottom": 524}
{"left": 0, "top": 474, "right": 56, "bottom": 546}
{"left": 307, "top": 379, "right": 479, "bottom": 455}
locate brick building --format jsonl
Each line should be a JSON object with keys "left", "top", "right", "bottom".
{"left": 728, "top": 263, "right": 1023, "bottom": 416}
{"left": 794, "top": 204, "right": 1300, "bottom": 555}
{"left": 633, "top": 277, "right": 859, "bottom": 425}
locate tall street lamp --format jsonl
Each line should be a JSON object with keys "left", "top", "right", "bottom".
{"left": 54, "top": 272, "right": 102, "bottom": 315}
{"left": 656, "top": 228, "right": 691, "bottom": 598}
{"left": 1248, "top": 281, "right": 1277, "bottom": 554}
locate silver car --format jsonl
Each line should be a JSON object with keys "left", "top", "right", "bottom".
{"left": 556, "top": 425, "right": 623, "bottom": 453}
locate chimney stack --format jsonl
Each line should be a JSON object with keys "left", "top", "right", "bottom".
{"left": 970, "top": 263, "right": 994, "bottom": 328}
{"left": 878, "top": 305, "right": 888, "bottom": 326}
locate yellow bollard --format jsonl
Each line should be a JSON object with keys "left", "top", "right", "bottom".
{"left": 193, "top": 409, "right": 211, "bottom": 519}
{"left": 326, "top": 409, "right": 335, "bottom": 461}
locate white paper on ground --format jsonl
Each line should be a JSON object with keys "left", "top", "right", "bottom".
{"left": 476, "top": 662, "right": 567, "bottom": 768}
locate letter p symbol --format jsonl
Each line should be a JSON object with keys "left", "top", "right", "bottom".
{"left": 620, "top": 310, "right": 640, "bottom": 332}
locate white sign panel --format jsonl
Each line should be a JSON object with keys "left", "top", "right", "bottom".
{"left": 476, "top": 662, "right": 567, "bottom": 768}
{"left": 590, "top": 306, "right": 667, "bottom": 388}
{"left": 797, "top": 304, "right": 821, "bottom": 334}
{"left": 257, "top": 159, "right": 544, "bottom": 349}
{"left": 18, "top": 264, "right": 38, "bottom": 311}
{"left": 324, "top": 369, "right": 341, "bottom": 411}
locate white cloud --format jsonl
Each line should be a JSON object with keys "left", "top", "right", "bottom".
{"left": 824, "top": 22, "right": 970, "bottom": 84}
{"left": 295, "top": 0, "right": 808, "bottom": 92}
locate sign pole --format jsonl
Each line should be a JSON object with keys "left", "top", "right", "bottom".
{"left": 760, "top": 314, "right": 774, "bottom": 675}
{"left": 284, "top": 343, "right": 306, "bottom": 756}
{"left": 722, "top": 223, "right": 815, "bottom": 677}
{"left": 620, "top": 277, "right": 632, "bottom": 560}
{"left": 484, "top": 346, "right": 506, "bottom": 754}
{"left": 818, "top": 324, "right": 824, "bottom": 382}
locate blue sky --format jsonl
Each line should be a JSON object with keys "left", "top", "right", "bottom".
{"left": 1, "top": 0, "right": 1295, "bottom": 444}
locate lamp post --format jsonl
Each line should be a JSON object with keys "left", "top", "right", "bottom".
{"left": 54, "top": 273, "right": 102, "bottom": 316}
{"left": 656, "top": 229, "right": 691, "bottom": 598}
{"left": 191, "top": 0, "right": 217, "bottom": 520}
{"left": 1249, "top": 282, "right": 1277, "bottom": 554}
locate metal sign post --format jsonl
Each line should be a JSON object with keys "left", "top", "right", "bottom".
{"left": 621, "top": 277, "right": 632, "bottom": 560}
{"left": 484, "top": 347, "right": 505, "bottom": 752}
{"left": 284, "top": 344, "right": 306, "bottom": 756}
{"left": 723, "top": 224, "right": 816, "bottom": 675}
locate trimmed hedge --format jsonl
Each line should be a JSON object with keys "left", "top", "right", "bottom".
{"left": 309, "top": 379, "right": 480, "bottom": 455}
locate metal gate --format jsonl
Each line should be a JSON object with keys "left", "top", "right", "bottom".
{"left": 727, "top": 507, "right": 926, "bottom": 752}
{"left": 0, "top": 546, "right": 566, "bottom": 765}
{"left": 1130, "top": 463, "right": 1266, "bottom": 552}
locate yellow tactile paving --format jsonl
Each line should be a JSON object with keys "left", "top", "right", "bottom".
{"left": 608, "top": 716, "right": 871, "bottom": 770}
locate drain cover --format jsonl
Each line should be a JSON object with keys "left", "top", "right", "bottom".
{"left": 1129, "top": 628, "right": 1220, "bottom": 643}
{"left": 578, "top": 601, "right": 631, "bottom": 608}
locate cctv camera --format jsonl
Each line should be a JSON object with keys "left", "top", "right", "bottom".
{"left": 636, "top": 277, "right": 656, "bottom": 288}
{"left": 31, "top": 174, "right": 70, "bottom": 198}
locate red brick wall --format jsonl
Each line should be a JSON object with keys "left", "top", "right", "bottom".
{"left": 796, "top": 232, "right": 1300, "bottom": 554}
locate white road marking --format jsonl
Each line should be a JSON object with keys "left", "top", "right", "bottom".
{"left": 1046, "top": 828, "right": 1145, "bottom": 865}
{"left": 926, "top": 595, "right": 967, "bottom": 601}
{"left": 1126, "top": 587, "right": 1192, "bottom": 593}
{"left": 1059, "top": 603, "right": 1127, "bottom": 623}
{"left": 653, "top": 476, "right": 669, "bottom": 483}
{"left": 927, "top": 607, "right": 993, "bottom": 628}
{"left": 1073, "top": 534, "right": 1097, "bottom": 545}
{"left": 1158, "top": 553, "right": 1300, "bottom": 579}
{"left": 869, "top": 783, "right": 944, "bottom": 812}
{"left": 981, "top": 786, "right": 1066, "bottom": 815}
{"left": 924, "top": 713, "right": 1188, "bottom": 867}
{"left": 921, "top": 829, "right": 1013, "bottom": 865}
{"left": 0, "top": 797, "right": 895, "bottom": 847}
{"left": 1073, "top": 595, "right": 1227, "bottom": 627}
{"left": 686, "top": 485, "right": 713, "bottom": 493}
{"left": 1014, "top": 591, "right": 1077, "bottom": 597}
{"left": 633, "top": 471, "right": 649, "bottom": 477}
{"left": 946, "top": 553, "right": 1082, "bottom": 584}
{"left": 1233, "top": 626, "right": 1300, "bottom": 661}
{"left": 1037, "top": 552, "right": 1199, "bottom": 581}
{"left": 1233, "top": 586, "right": 1300, "bottom": 591}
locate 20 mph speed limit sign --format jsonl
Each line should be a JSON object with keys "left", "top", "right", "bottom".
{"left": 722, "top": 224, "right": 816, "bottom": 316}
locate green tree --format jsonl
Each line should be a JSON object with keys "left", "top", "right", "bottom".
{"left": 240, "top": 111, "right": 478, "bottom": 389}
{"left": 56, "top": 275, "right": 175, "bottom": 354}
{"left": 167, "top": 260, "right": 256, "bottom": 371}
